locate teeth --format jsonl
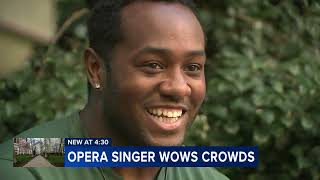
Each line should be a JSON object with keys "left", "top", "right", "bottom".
{"left": 147, "top": 108, "right": 183, "bottom": 119}
{"left": 157, "top": 116, "right": 178, "bottom": 123}
{"left": 163, "top": 110, "right": 168, "bottom": 117}
{"left": 157, "top": 109, "right": 162, "bottom": 116}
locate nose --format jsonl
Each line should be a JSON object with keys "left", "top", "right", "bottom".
{"left": 159, "top": 69, "right": 191, "bottom": 101}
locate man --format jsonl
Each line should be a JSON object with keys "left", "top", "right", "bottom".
{"left": 0, "top": 0, "right": 229, "bottom": 179}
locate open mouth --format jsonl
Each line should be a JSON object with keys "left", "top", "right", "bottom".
{"left": 146, "top": 108, "right": 185, "bottom": 123}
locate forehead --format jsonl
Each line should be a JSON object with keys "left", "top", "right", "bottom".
{"left": 118, "top": 1, "right": 205, "bottom": 52}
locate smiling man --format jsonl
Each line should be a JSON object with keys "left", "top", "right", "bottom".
{"left": 0, "top": 0, "right": 229, "bottom": 179}
{"left": 84, "top": 0, "right": 206, "bottom": 148}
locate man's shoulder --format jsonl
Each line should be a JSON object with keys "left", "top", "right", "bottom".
{"left": 0, "top": 113, "right": 87, "bottom": 180}
{"left": 16, "top": 113, "right": 78, "bottom": 138}
{"left": 168, "top": 167, "right": 229, "bottom": 180}
{"left": 0, "top": 160, "right": 104, "bottom": 180}
{"left": 0, "top": 113, "right": 78, "bottom": 160}
{"left": 0, "top": 158, "right": 37, "bottom": 180}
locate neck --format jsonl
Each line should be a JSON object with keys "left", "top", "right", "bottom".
{"left": 113, "top": 167, "right": 161, "bottom": 180}
{"left": 80, "top": 93, "right": 105, "bottom": 137}
{"left": 80, "top": 93, "right": 126, "bottom": 145}
{"left": 80, "top": 93, "right": 161, "bottom": 179}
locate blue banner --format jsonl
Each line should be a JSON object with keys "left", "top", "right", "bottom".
{"left": 64, "top": 139, "right": 258, "bottom": 167}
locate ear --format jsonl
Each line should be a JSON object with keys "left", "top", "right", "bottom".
{"left": 84, "top": 48, "right": 104, "bottom": 90}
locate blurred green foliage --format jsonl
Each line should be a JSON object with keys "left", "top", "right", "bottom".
{"left": 0, "top": 0, "right": 319, "bottom": 179}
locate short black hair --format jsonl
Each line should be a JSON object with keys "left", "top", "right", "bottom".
{"left": 87, "top": 0, "right": 199, "bottom": 62}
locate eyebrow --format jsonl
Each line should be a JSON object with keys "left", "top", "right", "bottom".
{"left": 133, "top": 46, "right": 206, "bottom": 58}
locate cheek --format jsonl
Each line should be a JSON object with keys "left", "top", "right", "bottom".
{"left": 190, "top": 78, "right": 206, "bottom": 107}
{"left": 111, "top": 73, "right": 156, "bottom": 103}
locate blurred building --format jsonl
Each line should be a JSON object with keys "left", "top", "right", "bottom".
{"left": 0, "top": 0, "right": 55, "bottom": 77}
{"left": 14, "top": 138, "right": 32, "bottom": 155}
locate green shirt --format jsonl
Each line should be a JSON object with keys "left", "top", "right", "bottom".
{"left": 0, "top": 113, "right": 229, "bottom": 180}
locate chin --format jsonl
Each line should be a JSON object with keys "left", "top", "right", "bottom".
{"left": 147, "top": 135, "right": 185, "bottom": 146}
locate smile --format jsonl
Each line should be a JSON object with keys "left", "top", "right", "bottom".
{"left": 147, "top": 108, "right": 183, "bottom": 123}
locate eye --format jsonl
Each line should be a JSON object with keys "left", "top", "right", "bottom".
{"left": 184, "top": 64, "right": 201, "bottom": 72}
{"left": 140, "top": 61, "right": 164, "bottom": 74}
{"left": 145, "top": 62, "right": 163, "bottom": 69}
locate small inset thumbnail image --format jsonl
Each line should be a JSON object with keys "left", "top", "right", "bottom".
{"left": 13, "top": 138, "right": 64, "bottom": 167}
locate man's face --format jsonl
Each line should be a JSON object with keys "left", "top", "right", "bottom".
{"left": 103, "top": 2, "right": 206, "bottom": 146}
